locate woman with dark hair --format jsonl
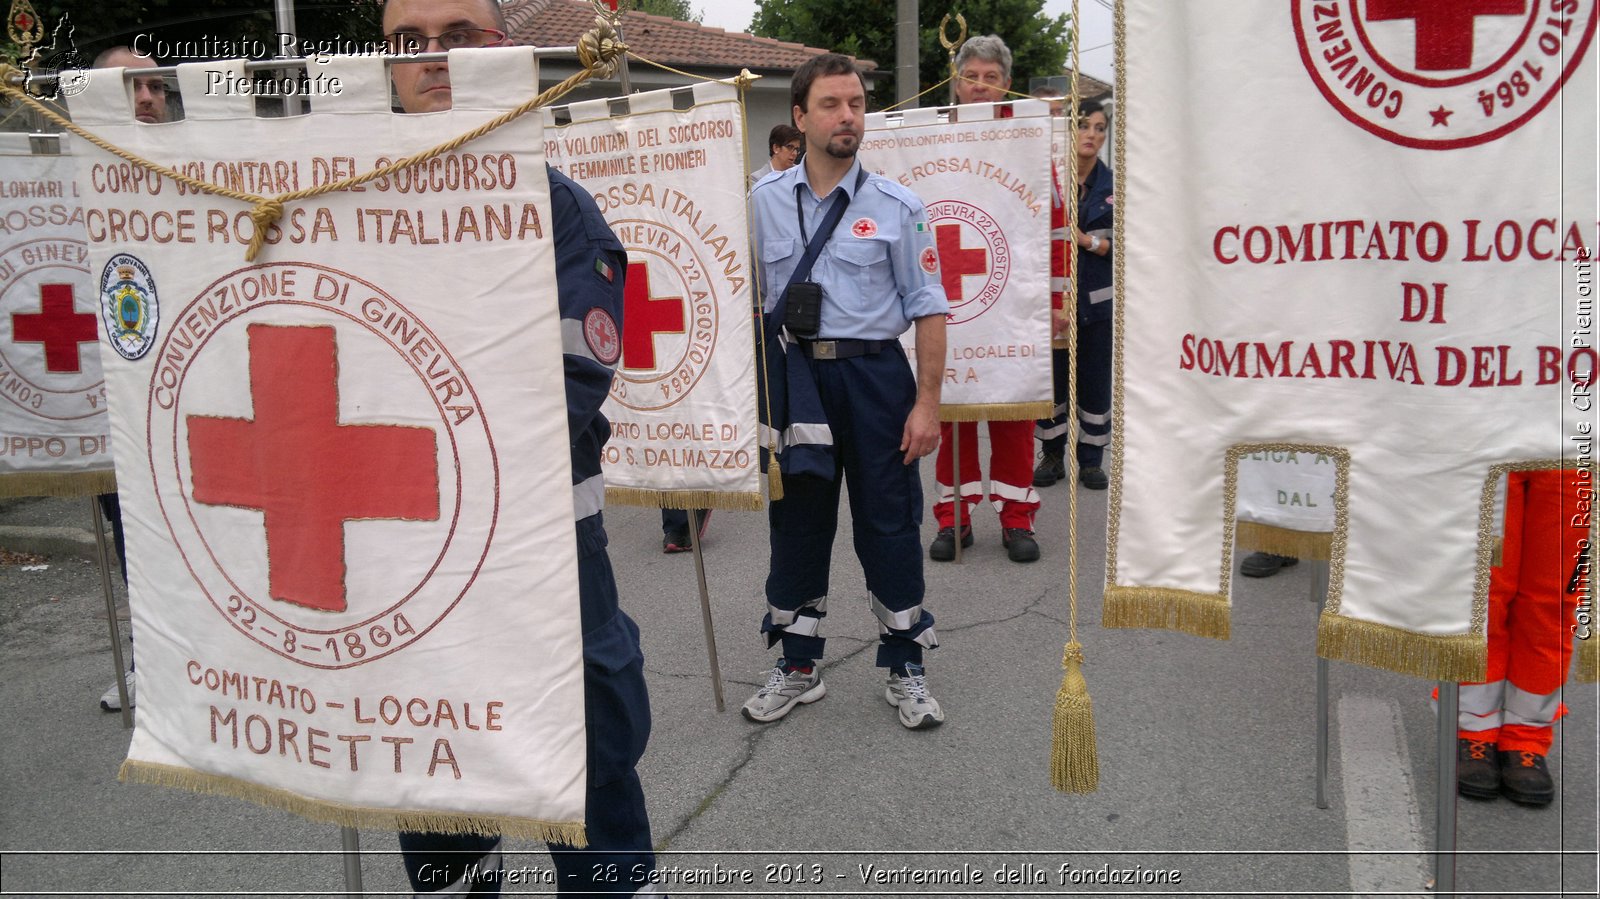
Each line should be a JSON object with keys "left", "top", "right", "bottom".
{"left": 1035, "top": 99, "right": 1114, "bottom": 491}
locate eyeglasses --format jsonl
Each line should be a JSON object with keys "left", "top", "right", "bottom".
{"left": 780, "top": 144, "right": 801, "bottom": 154}
{"left": 384, "top": 27, "right": 508, "bottom": 55}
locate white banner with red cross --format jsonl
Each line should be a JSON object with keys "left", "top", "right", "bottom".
{"left": 863, "top": 102, "right": 1054, "bottom": 421}
{"left": 1109, "top": 0, "right": 1598, "bottom": 683}
{"left": 543, "top": 82, "right": 760, "bottom": 511}
{"left": 68, "top": 51, "right": 589, "bottom": 842}
{"left": 0, "top": 135, "right": 116, "bottom": 497}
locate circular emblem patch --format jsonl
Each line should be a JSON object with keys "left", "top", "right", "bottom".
{"left": 1291, "top": 0, "right": 1596, "bottom": 149}
{"left": 100, "top": 252, "right": 159, "bottom": 360}
{"left": 584, "top": 307, "right": 621, "bottom": 365}
{"left": 0, "top": 238, "right": 101, "bottom": 422}
{"left": 851, "top": 217, "right": 878, "bottom": 238}
{"left": 926, "top": 199, "right": 1011, "bottom": 325}
{"left": 605, "top": 218, "right": 720, "bottom": 412}
{"left": 919, "top": 245, "right": 940, "bottom": 274}
{"left": 148, "top": 262, "right": 497, "bottom": 669}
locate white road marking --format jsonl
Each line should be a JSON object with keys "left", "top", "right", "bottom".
{"left": 1339, "top": 694, "right": 1431, "bottom": 895}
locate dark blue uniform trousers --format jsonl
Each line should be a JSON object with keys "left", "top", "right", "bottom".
{"left": 400, "top": 516, "right": 658, "bottom": 897}
{"left": 1038, "top": 318, "right": 1113, "bottom": 467}
{"left": 762, "top": 346, "right": 937, "bottom": 669}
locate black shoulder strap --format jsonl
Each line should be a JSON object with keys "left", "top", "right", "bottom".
{"left": 772, "top": 166, "right": 870, "bottom": 321}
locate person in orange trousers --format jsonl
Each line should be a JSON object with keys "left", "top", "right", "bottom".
{"left": 1452, "top": 468, "right": 1590, "bottom": 806}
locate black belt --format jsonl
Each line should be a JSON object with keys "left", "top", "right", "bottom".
{"left": 798, "top": 338, "right": 889, "bottom": 360}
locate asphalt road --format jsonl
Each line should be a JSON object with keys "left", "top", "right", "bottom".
{"left": 2, "top": 449, "right": 1596, "bottom": 898}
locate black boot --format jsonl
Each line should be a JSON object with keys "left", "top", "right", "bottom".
{"left": 1455, "top": 737, "right": 1500, "bottom": 800}
{"left": 1499, "top": 749, "right": 1555, "bottom": 806}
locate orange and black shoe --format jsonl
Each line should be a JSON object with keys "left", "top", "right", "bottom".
{"left": 1456, "top": 737, "right": 1499, "bottom": 800}
{"left": 1499, "top": 749, "right": 1555, "bottom": 807}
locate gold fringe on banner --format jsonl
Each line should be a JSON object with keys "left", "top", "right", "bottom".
{"left": 1316, "top": 612, "right": 1485, "bottom": 682}
{"left": 0, "top": 470, "right": 117, "bottom": 499}
{"left": 119, "top": 760, "right": 588, "bottom": 845}
{"left": 939, "top": 401, "right": 1055, "bottom": 423}
{"left": 1577, "top": 638, "right": 1598, "bottom": 684}
{"left": 1049, "top": 642, "right": 1098, "bottom": 793}
{"left": 605, "top": 487, "right": 762, "bottom": 512}
{"left": 1234, "top": 522, "right": 1333, "bottom": 562}
{"left": 1102, "top": 587, "right": 1230, "bottom": 639}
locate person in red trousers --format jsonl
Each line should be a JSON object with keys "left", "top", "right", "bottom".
{"left": 1453, "top": 468, "right": 1590, "bottom": 806}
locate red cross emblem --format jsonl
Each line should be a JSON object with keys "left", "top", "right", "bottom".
{"left": 1291, "top": 0, "right": 1588, "bottom": 149}
{"left": 920, "top": 246, "right": 940, "bottom": 274}
{"left": 935, "top": 223, "right": 988, "bottom": 302}
{"left": 14, "top": 12, "right": 34, "bottom": 30}
{"left": 851, "top": 217, "right": 878, "bottom": 239}
{"left": 187, "top": 324, "right": 440, "bottom": 614}
{"left": 1366, "top": 0, "right": 1525, "bottom": 71}
{"left": 621, "top": 261, "right": 685, "bottom": 371}
{"left": 13, "top": 283, "right": 98, "bottom": 373}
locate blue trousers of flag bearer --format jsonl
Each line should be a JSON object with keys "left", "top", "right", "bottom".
{"left": 762, "top": 347, "right": 938, "bottom": 670}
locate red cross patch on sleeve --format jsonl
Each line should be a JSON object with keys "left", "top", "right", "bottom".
{"left": 584, "top": 307, "right": 621, "bottom": 365}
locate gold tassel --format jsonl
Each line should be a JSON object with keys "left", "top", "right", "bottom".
{"left": 767, "top": 456, "right": 783, "bottom": 502}
{"left": 1050, "top": 642, "right": 1098, "bottom": 793}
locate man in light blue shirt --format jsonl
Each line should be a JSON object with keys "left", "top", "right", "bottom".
{"left": 742, "top": 52, "right": 951, "bottom": 730}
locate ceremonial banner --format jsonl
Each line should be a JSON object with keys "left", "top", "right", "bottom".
{"left": 70, "top": 52, "right": 589, "bottom": 840}
{"left": 544, "top": 83, "right": 760, "bottom": 510}
{"left": 1236, "top": 451, "right": 1337, "bottom": 560}
{"left": 0, "top": 134, "right": 115, "bottom": 497}
{"left": 863, "top": 102, "right": 1053, "bottom": 420}
{"left": 1109, "top": 1, "right": 1598, "bottom": 682}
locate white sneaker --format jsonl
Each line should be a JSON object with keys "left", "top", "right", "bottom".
{"left": 885, "top": 663, "right": 944, "bottom": 729}
{"left": 99, "top": 669, "right": 135, "bottom": 711}
{"left": 741, "top": 660, "right": 825, "bottom": 722}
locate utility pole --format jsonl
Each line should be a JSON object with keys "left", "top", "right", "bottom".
{"left": 896, "top": 0, "right": 918, "bottom": 107}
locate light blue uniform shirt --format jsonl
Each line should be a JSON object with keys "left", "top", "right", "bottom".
{"left": 751, "top": 157, "right": 949, "bottom": 340}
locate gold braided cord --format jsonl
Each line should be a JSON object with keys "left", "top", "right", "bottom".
{"left": 1049, "top": 0, "right": 1098, "bottom": 795}
{"left": 623, "top": 51, "right": 759, "bottom": 90}
{"left": 728, "top": 66, "right": 783, "bottom": 502}
{"left": 0, "top": 33, "right": 625, "bottom": 262}
{"left": 881, "top": 75, "right": 953, "bottom": 112}
{"left": 1102, "top": 0, "right": 1128, "bottom": 595}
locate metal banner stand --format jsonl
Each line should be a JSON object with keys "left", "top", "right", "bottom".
{"left": 687, "top": 510, "right": 726, "bottom": 712}
{"left": 91, "top": 497, "right": 132, "bottom": 729}
{"left": 1310, "top": 559, "right": 1330, "bottom": 810}
{"left": 1432, "top": 682, "right": 1459, "bottom": 896}
{"left": 951, "top": 427, "right": 964, "bottom": 563}
{"left": 340, "top": 827, "right": 364, "bottom": 896}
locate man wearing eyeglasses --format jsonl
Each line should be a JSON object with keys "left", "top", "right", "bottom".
{"left": 748, "top": 123, "right": 803, "bottom": 188}
{"left": 92, "top": 47, "right": 169, "bottom": 124}
{"left": 382, "top": 1, "right": 662, "bottom": 895}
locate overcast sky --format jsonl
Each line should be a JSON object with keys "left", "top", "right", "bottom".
{"left": 694, "top": 0, "right": 1115, "bottom": 82}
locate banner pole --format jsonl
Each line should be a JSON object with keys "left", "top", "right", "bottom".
{"left": 339, "top": 826, "right": 364, "bottom": 896}
{"left": 1310, "top": 560, "right": 1330, "bottom": 810}
{"left": 687, "top": 509, "right": 726, "bottom": 712}
{"left": 91, "top": 496, "right": 132, "bottom": 729}
{"left": 1432, "top": 681, "right": 1458, "bottom": 896}
{"left": 951, "top": 425, "right": 964, "bottom": 563}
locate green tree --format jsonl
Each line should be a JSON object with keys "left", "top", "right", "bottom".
{"left": 750, "top": 0, "right": 1071, "bottom": 109}
{"left": 620, "top": 0, "right": 701, "bottom": 24}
